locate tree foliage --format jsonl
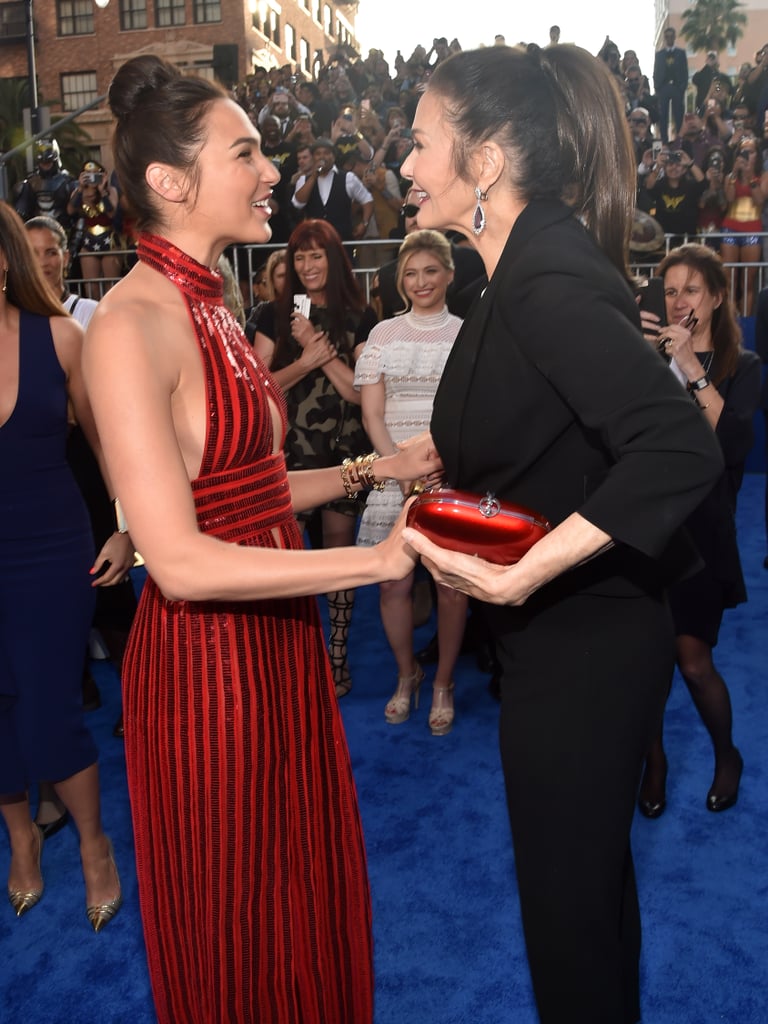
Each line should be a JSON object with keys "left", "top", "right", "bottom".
{"left": 0, "top": 77, "right": 93, "bottom": 195}
{"left": 680, "top": 0, "right": 747, "bottom": 53}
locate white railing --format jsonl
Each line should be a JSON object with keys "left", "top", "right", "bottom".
{"left": 66, "top": 234, "right": 768, "bottom": 316}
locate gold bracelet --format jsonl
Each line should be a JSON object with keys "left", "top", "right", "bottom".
{"left": 340, "top": 458, "right": 358, "bottom": 499}
{"left": 355, "top": 452, "right": 385, "bottom": 491}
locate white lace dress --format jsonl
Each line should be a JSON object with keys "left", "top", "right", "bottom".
{"left": 354, "top": 306, "right": 462, "bottom": 546}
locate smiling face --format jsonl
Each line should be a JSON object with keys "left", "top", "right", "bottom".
{"left": 26, "top": 226, "right": 66, "bottom": 293}
{"left": 663, "top": 264, "right": 721, "bottom": 335}
{"left": 400, "top": 248, "right": 453, "bottom": 314}
{"left": 179, "top": 98, "right": 280, "bottom": 248}
{"left": 400, "top": 91, "right": 475, "bottom": 237}
{"left": 293, "top": 243, "right": 328, "bottom": 298}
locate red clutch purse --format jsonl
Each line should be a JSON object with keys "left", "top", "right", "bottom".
{"left": 406, "top": 489, "right": 551, "bottom": 566}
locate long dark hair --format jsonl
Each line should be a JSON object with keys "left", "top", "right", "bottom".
{"left": 426, "top": 45, "right": 636, "bottom": 277}
{"left": 657, "top": 243, "right": 742, "bottom": 385}
{"left": 108, "top": 54, "right": 226, "bottom": 231}
{"left": 0, "top": 204, "right": 65, "bottom": 317}
{"left": 274, "top": 220, "right": 366, "bottom": 362}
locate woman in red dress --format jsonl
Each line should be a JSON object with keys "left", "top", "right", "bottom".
{"left": 83, "top": 55, "right": 441, "bottom": 1024}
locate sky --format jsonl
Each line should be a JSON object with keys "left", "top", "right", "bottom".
{"left": 354, "top": 1, "right": 658, "bottom": 82}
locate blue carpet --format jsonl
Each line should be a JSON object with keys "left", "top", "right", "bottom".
{"left": 1, "top": 474, "right": 766, "bottom": 1023}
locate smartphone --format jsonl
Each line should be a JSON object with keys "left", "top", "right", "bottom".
{"left": 293, "top": 293, "right": 311, "bottom": 318}
{"left": 652, "top": 140, "right": 662, "bottom": 160}
{"left": 637, "top": 276, "right": 667, "bottom": 326}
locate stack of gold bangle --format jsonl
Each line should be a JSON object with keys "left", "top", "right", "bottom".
{"left": 340, "top": 453, "right": 386, "bottom": 499}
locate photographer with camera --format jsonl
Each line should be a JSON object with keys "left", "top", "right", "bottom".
{"left": 644, "top": 144, "right": 706, "bottom": 246}
{"left": 66, "top": 160, "right": 121, "bottom": 299}
{"left": 697, "top": 147, "right": 729, "bottom": 245}
{"left": 721, "top": 137, "right": 765, "bottom": 313}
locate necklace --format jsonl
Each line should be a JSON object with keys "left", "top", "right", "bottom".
{"left": 696, "top": 350, "right": 715, "bottom": 375}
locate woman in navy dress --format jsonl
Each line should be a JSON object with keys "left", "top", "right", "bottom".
{"left": 0, "top": 204, "right": 132, "bottom": 926}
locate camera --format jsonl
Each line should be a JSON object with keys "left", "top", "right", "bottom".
{"left": 668, "top": 151, "right": 684, "bottom": 164}
{"left": 709, "top": 154, "right": 724, "bottom": 170}
{"left": 84, "top": 171, "right": 102, "bottom": 185}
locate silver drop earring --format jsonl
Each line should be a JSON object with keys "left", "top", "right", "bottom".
{"left": 1, "top": 267, "right": 7, "bottom": 293}
{"left": 472, "top": 187, "right": 488, "bottom": 236}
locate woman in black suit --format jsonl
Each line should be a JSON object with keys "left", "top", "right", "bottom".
{"left": 399, "top": 45, "right": 723, "bottom": 1024}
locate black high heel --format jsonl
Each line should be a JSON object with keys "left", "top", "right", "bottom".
{"left": 706, "top": 749, "right": 743, "bottom": 813}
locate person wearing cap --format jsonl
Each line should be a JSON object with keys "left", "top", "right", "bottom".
{"left": 292, "top": 137, "right": 373, "bottom": 241}
{"left": 14, "top": 138, "right": 75, "bottom": 227}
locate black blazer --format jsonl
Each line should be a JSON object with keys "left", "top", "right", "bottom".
{"left": 431, "top": 200, "right": 723, "bottom": 597}
{"left": 653, "top": 47, "right": 689, "bottom": 92}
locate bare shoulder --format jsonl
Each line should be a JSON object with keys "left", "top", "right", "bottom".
{"left": 84, "top": 264, "right": 192, "bottom": 388}
{"left": 49, "top": 314, "right": 85, "bottom": 377}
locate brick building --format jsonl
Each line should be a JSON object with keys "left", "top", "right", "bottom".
{"left": 0, "top": 0, "right": 361, "bottom": 167}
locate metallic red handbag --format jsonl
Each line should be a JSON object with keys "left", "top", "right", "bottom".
{"left": 406, "top": 489, "right": 551, "bottom": 566}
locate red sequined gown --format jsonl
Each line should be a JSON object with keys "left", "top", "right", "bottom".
{"left": 123, "top": 235, "right": 373, "bottom": 1024}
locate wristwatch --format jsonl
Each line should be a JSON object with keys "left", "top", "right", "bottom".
{"left": 687, "top": 375, "right": 710, "bottom": 391}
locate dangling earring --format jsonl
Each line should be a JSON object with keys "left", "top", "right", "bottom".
{"left": 472, "top": 187, "right": 488, "bottom": 236}
{"left": 1, "top": 267, "right": 7, "bottom": 293}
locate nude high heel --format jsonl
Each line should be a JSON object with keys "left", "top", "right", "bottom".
{"left": 384, "top": 666, "right": 424, "bottom": 724}
{"left": 85, "top": 838, "right": 122, "bottom": 933}
{"left": 8, "top": 824, "right": 44, "bottom": 918}
{"left": 429, "top": 682, "right": 455, "bottom": 736}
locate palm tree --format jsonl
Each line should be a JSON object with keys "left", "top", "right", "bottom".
{"left": 680, "top": 0, "right": 747, "bottom": 54}
{"left": 0, "top": 77, "right": 94, "bottom": 195}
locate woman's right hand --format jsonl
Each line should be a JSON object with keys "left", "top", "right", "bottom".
{"left": 375, "top": 500, "right": 421, "bottom": 580}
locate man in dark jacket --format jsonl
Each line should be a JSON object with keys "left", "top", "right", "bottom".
{"left": 653, "top": 26, "right": 689, "bottom": 143}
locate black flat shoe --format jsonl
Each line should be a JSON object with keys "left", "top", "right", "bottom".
{"left": 34, "top": 811, "right": 70, "bottom": 840}
{"left": 706, "top": 751, "right": 743, "bottom": 813}
{"left": 112, "top": 715, "right": 125, "bottom": 738}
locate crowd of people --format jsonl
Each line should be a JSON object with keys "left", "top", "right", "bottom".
{"left": 1, "top": 26, "right": 765, "bottom": 1024}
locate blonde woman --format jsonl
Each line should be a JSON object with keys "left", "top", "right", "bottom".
{"left": 356, "top": 230, "right": 466, "bottom": 734}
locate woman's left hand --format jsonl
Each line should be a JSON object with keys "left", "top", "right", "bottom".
{"left": 656, "top": 319, "right": 700, "bottom": 376}
{"left": 290, "top": 312, "right": 317, "bottom": 348}
{"left": 90, "top": 531, "right": 135, "bottom": 586}
{"left": 402, "top": 527, "right": 523, "bottom": 605}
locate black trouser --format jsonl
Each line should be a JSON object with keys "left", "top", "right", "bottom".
{"left": 492, "top": 590, "right": 673, "bottom": 1024}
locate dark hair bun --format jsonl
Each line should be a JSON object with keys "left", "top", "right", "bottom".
{"left": 109, "top": 54, "right": 180, "bottom": 121}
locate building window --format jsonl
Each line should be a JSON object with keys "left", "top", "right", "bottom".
{"left": 61, "top": 71, "right": 98, "bottom": 112}
{"left": 193, "top": 0, "right": 221, "bottom": 22}
{"left": 323, "top": 4, "right": 332, "bottom": 35}
{"left": 156, "top": 0, "right": 185, "bottom": 27}
{"left": 311, "top": 0, "right": 320, "bottom": 23}
{"left": 285, "top": 24, "right": 296, "bottom": 62}
{"left": 57, "top": 0, "right": 95, "bottom": 36}
{"left": 120, "top": 0, "right": 148, "bottom": 30}
{"left": 300, "top": 37, "right": 310, "bottom": 74}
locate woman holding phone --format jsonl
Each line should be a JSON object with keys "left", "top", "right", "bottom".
{"left": 254, "top": 220, "right": 378, "bottom": 697}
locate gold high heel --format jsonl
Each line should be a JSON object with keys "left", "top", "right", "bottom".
{"left": 8, "top": 824, "right": 44, "bottom": 918}
{"left": 85, "top": 839, "right": 122, "bottom": 933}
{"left": 384, "top": 666, "right": 424, "bottom": 724}
{"left": 429, "top": 682, "right": 455, "bottom": 736}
